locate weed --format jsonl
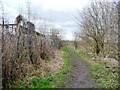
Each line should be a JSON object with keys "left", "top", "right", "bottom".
{"left": 74, "top": 49, "right": 118, "bottom": 88}
{"left": 17, "top": 47, "right": 73, "bottom": 88}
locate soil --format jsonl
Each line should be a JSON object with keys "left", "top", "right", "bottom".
{"left": 64, "top": 50, "right": 96, "bottom": 88}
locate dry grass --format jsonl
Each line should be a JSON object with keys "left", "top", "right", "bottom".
{"left": 47, "top": 50, "right": 64, "bottom": 75}
{"left": 13, "top": 49, "right": 64, "bottom": 88}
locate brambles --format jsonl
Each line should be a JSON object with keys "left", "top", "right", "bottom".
{"left": 1, "top": 14, "right": 61, "bottom": 88}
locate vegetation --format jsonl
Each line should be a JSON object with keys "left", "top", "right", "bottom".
{"left": 1, "top": 0, "right": 119, "bottom": 88}
{"left": 73, "top": 48, "right": 118, "bottom": 88}
{"left": 15, "top": 47, "right": 73, "bottom": 88}
{"left": 74, "top": 1, "right": 119, "bottom": 88}
{"left": 76, "top": 1, "right": 118, "bottom": 57}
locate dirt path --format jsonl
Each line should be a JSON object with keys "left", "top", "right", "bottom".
{"left": 64, "top": 50, "right": 95, "bottom": 88}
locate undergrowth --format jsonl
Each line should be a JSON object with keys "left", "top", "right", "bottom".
{"left": 15, "top": 47, "right": 73, "bottom": 88}
{"left": 74, "top": 49, "right": 118, "bottom": 88}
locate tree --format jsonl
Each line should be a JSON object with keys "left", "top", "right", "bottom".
{"left": 77, "top": 1, "right": 118, "bottom": 56}
{"left": 73, "top": 31, "right": 80, "bottom": 49}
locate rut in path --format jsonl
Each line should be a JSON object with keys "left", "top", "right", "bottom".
{"left": 65, "top": 50, "right": 95, "bottom": 88}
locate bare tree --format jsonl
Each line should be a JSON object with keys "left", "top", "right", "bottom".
{"left": 73, "top": 31, "right": 80, "bottom": 49}
{"left": 77, "top": 1, "right": 118, "bottom": 56}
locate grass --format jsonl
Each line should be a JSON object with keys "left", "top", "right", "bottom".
{"left": 16, "top": 47, "right": 73, "bottom": 88}
{"left": 73, "top": 48, "right": 118, "bottom": 88}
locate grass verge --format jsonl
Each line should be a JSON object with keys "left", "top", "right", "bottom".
{"left": 16, "top": 47, "right": 73, "bottom": 88}
{"left": 73, "top": 49, "right": 118, "bottom": 88}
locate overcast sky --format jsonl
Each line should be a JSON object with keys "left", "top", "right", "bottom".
{"left": 1, "top": 0, "right": 89, "bottom": 40}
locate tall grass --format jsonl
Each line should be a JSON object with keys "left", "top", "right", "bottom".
{"left": 16, "top": 47, "right": 73, "bottom": 88}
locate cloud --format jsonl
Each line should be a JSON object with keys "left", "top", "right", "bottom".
{"left": 61, "top": 26, "right": 77, "bottom": 40}
{"left": 31, "top": 0, "right": 89, "bottom": 11}
{"left": 1, "top": 0, "right": 89, "bottom": 40}
{"left": 61, "top": 21, "right": 76, "bottom": 27}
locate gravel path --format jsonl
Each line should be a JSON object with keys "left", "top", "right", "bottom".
{"left": 64, "top": 50, "right": 95, "bottom": 88}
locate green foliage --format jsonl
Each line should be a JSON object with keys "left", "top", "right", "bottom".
{"left": 90, "top": 61, "right": 118, "bottom": 88}
{"left": 62, "top": 46, "right": 69, "bottom": 52}
{"left": 17, "top": 47, "right": 73, "bottom": 88}
{"left": 74, "top": 49, "right": 118, "bottom": 88}
{"left": 28, "top": 77, "right": 53, "bottom": 88}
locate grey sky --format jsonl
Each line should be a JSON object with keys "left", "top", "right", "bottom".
{"left": 1, "top": 0, "right": 89, "bottom": 40}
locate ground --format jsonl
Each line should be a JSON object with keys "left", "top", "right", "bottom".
{"left": 64, "top": 49, "right": 95, "bottom": 88}
{"left": 16, "top": 48, "right": 118, "bottom": 88}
